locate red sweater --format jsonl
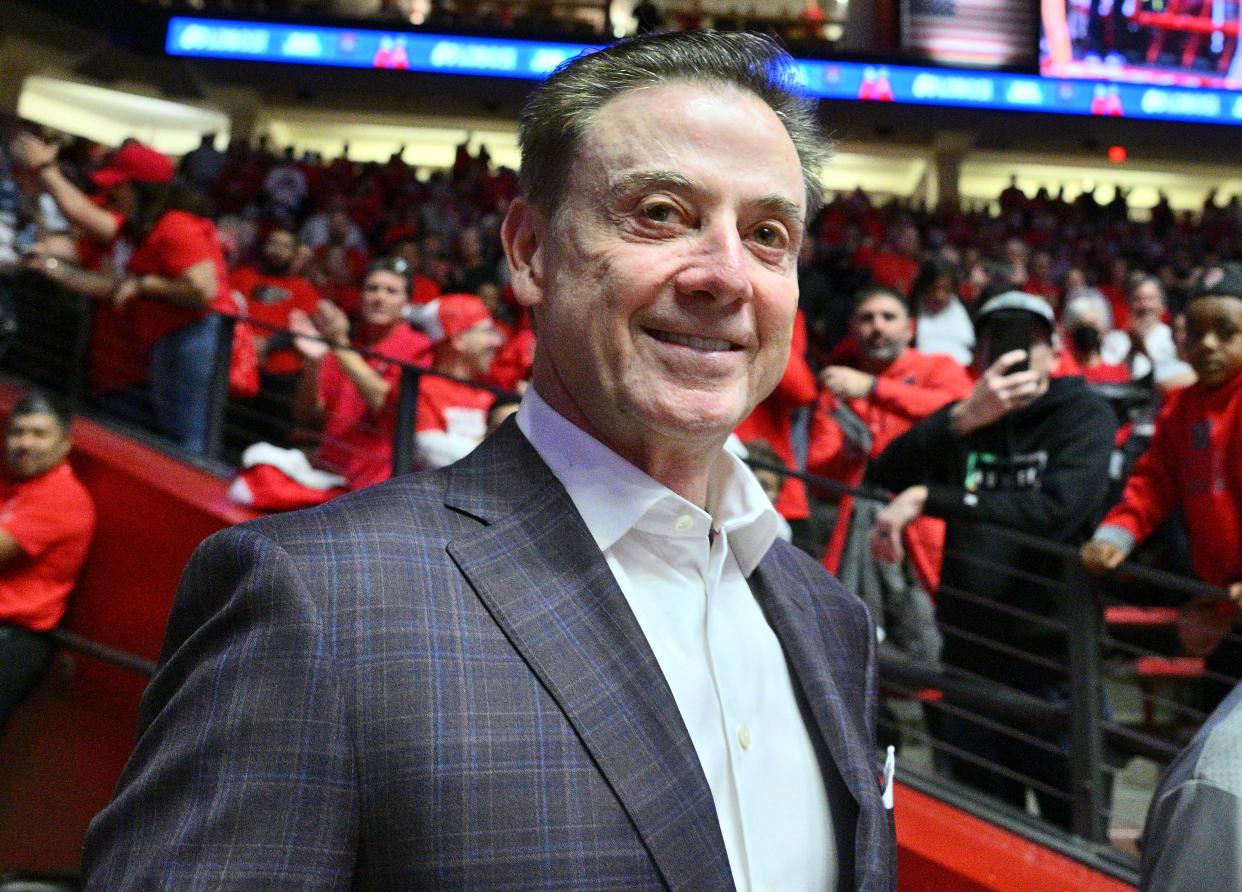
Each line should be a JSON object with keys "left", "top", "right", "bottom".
{"left": 807, "top": 347, "right": 973, "bottom": 591}
{"left": 1098, "top": 371, "right": 1242, "bottom": 587}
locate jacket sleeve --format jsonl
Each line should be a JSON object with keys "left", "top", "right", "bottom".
{"left": 1094, "top": 399, "right": 1185, "bottom": 551}
{"left": 1140, "top": 780, "right": 1242, "bottom": 892}
{"left": 863, "top": 406, "right": 949, "bottom": 497}
{"left": 81, "top": 526, "right": 359, "bottom": 890}
{"left": 805, "top": 390, "right": 863, "bottom": 484}
{"left": 869, "top": 359, "right": 974, "bottom": 424}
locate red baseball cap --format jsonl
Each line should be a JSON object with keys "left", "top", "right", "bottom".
{"left": 90, "top": 141, "right": 175, "bottom": 189}
{"left": 416, "top": 294, "right": 494, "bottom": 343}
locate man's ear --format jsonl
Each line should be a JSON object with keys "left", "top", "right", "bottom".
{"left": 501, "top": 197, "right": 546, "bottom": 309}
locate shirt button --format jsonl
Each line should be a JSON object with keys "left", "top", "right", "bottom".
{"left": 737, "top": 725, "right": 752, "bottom": 750}
{"left": 674, "top": 514, "right": 694, "bottom": 532}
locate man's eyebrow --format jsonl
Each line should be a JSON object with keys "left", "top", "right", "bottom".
{"left": 605, "top": 171, "right": 805, "bottom": 226}
{"left": 606, "top": 170, "right": 694, "bottom": 198}
{"left": 751, "top": 194, "right": 806, "bottom": 228}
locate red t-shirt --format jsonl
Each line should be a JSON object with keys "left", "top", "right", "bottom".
{"left": 415, "top": 375, "right": 496, "bottom": 436}
{"left": 229, "top": 267, "right": 322, "bottom": 375}
{"left": 90, "top": 210, "right": 231, "bottom": 393}
{"left": 317, "top": 323, "right": 432, "bottom": 490}
{"left": 0, "top": 462, "right": 96, "bottom": 632}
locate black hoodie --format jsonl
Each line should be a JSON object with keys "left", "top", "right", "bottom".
{"left": 866, "top": 376, "right": 1117, "bottom": 683}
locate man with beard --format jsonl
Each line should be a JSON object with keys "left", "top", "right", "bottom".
{"left": 228, "top": 225, "right": 321, "bottom": 446}
{"left": 806, "top": 285, "right": 972, "bottom": 664}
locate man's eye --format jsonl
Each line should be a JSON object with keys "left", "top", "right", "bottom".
{"left": 751, "top": 224, "right": 787, "bottom": 249}
{"left": 638, "top": 200, "right": 678, "bottom": 223}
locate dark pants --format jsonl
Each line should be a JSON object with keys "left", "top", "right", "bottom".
{"left": 927, "top": 684, "right": 1074, "bottom": 829}
{"left": 0, "top": 624, "right": 51, "bottom": 733}
{"left": 928, "top": 637, "right": 1110, "bottom": 832}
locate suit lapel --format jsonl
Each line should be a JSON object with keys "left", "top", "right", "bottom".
{"left": 750, "top": 551, "right": 889, "bottom": 892}
{"left": 444, "top": 425, "right": 734, "bottom": 891}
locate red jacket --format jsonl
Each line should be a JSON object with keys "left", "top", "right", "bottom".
{"left": 734, "top": 312, "right": 817, "bottom": 520}
{"left": 807, "top": 347, "right": 973, "bottom": 591}
{"left": 1098, "top": 371, "right": 1242, "bottom": 588}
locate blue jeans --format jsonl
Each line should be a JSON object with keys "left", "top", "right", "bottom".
{"left": 147, "top": 313, "right": 222, "bottom": 457}
{"left": 92, "top": 313, "right": 222, "bottom": 457}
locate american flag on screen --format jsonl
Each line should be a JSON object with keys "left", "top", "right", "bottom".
{"left": 901, "top": 0, "right": 1038, "bottom": 67}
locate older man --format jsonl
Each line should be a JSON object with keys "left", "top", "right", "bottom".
{"left": 83, "top": 32, "right": 895, "bottom": 890}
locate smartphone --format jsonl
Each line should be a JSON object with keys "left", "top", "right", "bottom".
{"left": 985, "top": 318, "right": 1032, "bottom": 372}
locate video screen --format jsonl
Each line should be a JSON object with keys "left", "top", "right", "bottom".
{"left": 902, "top": 0, "right": 1039, "bottom": 69}
{"left": 1041, "top": 0, "right": 1242, "bottom": 88}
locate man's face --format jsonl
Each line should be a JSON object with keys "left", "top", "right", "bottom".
{"left": 851, "top": 294, "right": 912, "bottom": 366}
{"left": 262, "top": 230, "right": 298, "bottom": 274}
{"left": 1184, "top": 296, "right": 1242, "bottom": 389}
{"left": 5, "top": 412, "right": 70, "bottom": 480}
{"left": 505, "top": 82, "right": 805, "bottom": 467}
{"left": 359, "top": 270, "right": 409, "bottom": 328}
{"left": 1128, "top": 280, "right": 1165, "bottom": 324}
{"left": 454, "top": 320, "right": 504, "bottom": 379}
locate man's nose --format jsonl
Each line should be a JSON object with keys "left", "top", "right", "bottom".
{"left": 675, "top": 223, "right": 753, "bottom": 304}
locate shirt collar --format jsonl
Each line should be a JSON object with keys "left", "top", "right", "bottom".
{"left": 515, "top": 388, "right": 781, "bottom": 575}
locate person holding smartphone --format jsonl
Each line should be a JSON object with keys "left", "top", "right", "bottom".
{"left": 865, "top": 291, "right": 1118, "bottom": 830}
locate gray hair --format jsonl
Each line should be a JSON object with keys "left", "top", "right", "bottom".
{"left": 517, "top": 30, "right": 830, "bottom": 218}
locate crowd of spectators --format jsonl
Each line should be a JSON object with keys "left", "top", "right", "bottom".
{"left": 5, "top": 130, "right": 1241, "bottom": 539}
{"left": 4, "top": 124, "right": 1242, "bottom": 827}
{"left": 122, "top": 0, "right": 838, "bottom": 46}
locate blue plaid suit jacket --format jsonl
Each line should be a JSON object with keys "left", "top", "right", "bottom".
{"left": 82, "top": 420, "right": 896, "bottom": 890}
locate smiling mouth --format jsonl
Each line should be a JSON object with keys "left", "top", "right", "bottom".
{"left": 647, "top": 329, "right": 741, "bottom": 352}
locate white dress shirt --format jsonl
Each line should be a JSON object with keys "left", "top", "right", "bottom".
{"left": 516, "top": 390, "right": 835, "bottom": 892}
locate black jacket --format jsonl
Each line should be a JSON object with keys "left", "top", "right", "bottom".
{"left": 866, "top": 376, "right": 1117, "bottom": 680}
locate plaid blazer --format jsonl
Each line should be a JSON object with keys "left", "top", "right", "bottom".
{"left": 82, "top": 420, "right": 896, "bottom": 890}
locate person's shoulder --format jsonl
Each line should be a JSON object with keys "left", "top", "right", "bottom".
{"left": 226, "top": 470, "right": 455, "bottom": 554}
{"left": 1045, "top": 374, "right": 1112, "bottom": 410}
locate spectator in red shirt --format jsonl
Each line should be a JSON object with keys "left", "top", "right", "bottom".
{"left": 408, "top": 294, "right": 504, "bottom": 469}
{"left": 229, "top": 225, "right": 323, "bottom": 446}
{"left": 230, "top": 225, "right": 320, "bottom": 377}
{"left": 0, "top": 391, "right": 96, "bottom": 731}
{"left": 308, "top": 243, "right": 364, "bottom": 317}
{"left": 855, "top": 219, "right": 921, "bottom": 295}
{"left": 11, "top": 136, "right": 232, "bottom": 456}
{"left": 1083, "top": 264, "right": 1242, "bottom": 708}
{"left": 292, "top": 256, "right": 433, "bottom": 490}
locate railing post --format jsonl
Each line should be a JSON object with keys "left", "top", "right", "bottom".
{"left": 203, "top": 312, "right": 235, "bottom": 463}
{"left": 393, "top": 365, "right": 422, "bottom": 478}
{"left": 69, "top": 292, "right": 96, "bottom": 412}
{"left": 1066, "top": 561, "right": 1108, "bottom": 842}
